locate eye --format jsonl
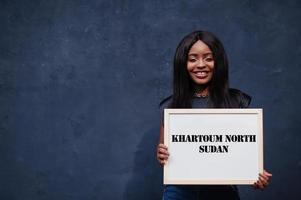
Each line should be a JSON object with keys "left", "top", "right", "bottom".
{"left": 188, "top": 58, "right": 197, "bottom": 62}
{"left": 205, "top": 57, "right": 214, "bottom": 62}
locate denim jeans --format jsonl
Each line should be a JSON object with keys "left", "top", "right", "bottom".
{"left": 163, "top": 185, "right": 240, "bottom": 200}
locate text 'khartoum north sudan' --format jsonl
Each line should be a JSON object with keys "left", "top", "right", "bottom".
{"left": 171, "top": 134, "right": 256, "bottom": 153}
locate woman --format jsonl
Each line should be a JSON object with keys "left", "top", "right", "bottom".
{"left": 157, "top": 30, "right": 272, "bottom": 199}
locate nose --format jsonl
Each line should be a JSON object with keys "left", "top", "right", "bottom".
{"left": 196, "top": 59, "right": 206, "bottom": 68}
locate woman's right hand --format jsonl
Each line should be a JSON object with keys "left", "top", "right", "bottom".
{"left": 157, "top": 143, "right": 169, "bottom": 166}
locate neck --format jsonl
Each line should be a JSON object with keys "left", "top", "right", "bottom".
{"left": 194, "top": 85, "right": 209, "bottom": 97}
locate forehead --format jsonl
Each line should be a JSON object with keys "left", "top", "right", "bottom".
{"left": 188, "top": 40, "right": 212, "bottom": 55}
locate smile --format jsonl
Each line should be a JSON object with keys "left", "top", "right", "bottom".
{"left": 193, "top": 71, "right": 209, "bottom": 78}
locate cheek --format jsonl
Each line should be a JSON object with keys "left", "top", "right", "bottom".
{"left": 208, "top": 62, "right": 214, "bottom": 70}
{"left": 186, "top": 63, "right": 193, "bottom": 71}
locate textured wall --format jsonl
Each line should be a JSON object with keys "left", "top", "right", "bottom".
{"left": 1, "top": 0, "right": 300, "bottom": 199}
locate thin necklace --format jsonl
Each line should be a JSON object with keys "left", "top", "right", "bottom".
{"left": 194, "top": 91, "right": 209, "bottom": 98}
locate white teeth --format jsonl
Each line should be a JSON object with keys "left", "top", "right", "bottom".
{"left": 196, "top": 72, "right": 207, "bottom": 75}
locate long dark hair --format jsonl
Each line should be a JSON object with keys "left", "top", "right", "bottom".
{"left": 170, "top": 30, "right": 232, "bottom": 108}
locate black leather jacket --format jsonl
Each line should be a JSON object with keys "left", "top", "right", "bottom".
{"left": 159, "top": 88, "right": 251, "bottom": 108}
{"left": 228, "top": 88, "right": 251, "bottom": 108}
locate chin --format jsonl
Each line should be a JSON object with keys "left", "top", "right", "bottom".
{"left": 192, "top": 78, "right": 212, "bottom": 85}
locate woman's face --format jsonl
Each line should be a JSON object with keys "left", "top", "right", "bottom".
{"left": 187, "top": 40, "right": 214, "bottom": 86}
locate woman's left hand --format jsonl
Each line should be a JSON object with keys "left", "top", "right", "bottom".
{"left": 253, "top": 170, "right": 272, "bottom": 190}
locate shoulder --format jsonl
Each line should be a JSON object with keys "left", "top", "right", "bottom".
{"left": 228, "top": 88, "right": 252, "bottom": 108}
{"left": 159, "top": 95, "right": 172, "bottom": 109}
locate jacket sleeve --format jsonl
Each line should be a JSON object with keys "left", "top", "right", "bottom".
{"left": 229, "top": 88, "right": 252, "bottom": 108}
{"left": 159, "top": 95, "right": 172, "bottom": 124}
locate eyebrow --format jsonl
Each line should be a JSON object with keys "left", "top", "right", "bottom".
{"left": 188, "top": 52, "right": 213, "bottom": 57}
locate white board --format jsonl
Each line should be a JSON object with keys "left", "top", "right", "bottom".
{"left": 164, "top": 109, "right": 263, "bottom": 185}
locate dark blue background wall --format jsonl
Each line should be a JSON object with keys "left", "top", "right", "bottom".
{"left": 1, "top": 0, "right": 300, "bottom": 199}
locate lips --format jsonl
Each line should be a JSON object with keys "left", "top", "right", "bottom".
{"left": 193, "top": 71, "right": 209, "bottom": 79}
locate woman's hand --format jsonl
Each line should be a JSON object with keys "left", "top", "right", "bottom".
{"left": 156, "top": 143, "right": 169, "bottom": 166}
{"left": 253, "top": 170, "right": 272, "bottom": 190}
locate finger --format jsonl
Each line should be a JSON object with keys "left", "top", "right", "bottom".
{"left": 254, "top": 180, "right": 263, "bottom": 190}
{"left": 253, "top": 182, "right": 262, "bottom": 190}
{"left": 259, "top": 176, "right": 268, "bottom": 187}
{"left": 263, "top": 170, "right": 273, "bottom": 177}
{"left": 159, "top": 159, "right": 165, "bottom": 166}
{"left": 259, "top": 173, "right": 269, "bottom": 182}
{"left": 157, "top": 148, "right": 169, "bottom": 155}
{"left": 157, "top": 143, "right": 168, "bottom": 150}
{"left": 159, "top": 159, "right": 167, "bottom": 166}
{"left": 157, "top": 154, "right": 169, "bottom": 160}
{"left": 157, "top": 157, "right": 166, "bottom": 165}
{"left": 157, "top": 152, "right": 169, "bottom": 160}
{"left": 257, "top": 180, "right": 264, "bottom": 190}
{"left": 158, "top": 148, "right": 169, "bottom": 155}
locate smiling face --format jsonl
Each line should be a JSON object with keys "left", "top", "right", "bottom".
{"left": 187, "top": 40, "right": 214, "bottom": 87}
